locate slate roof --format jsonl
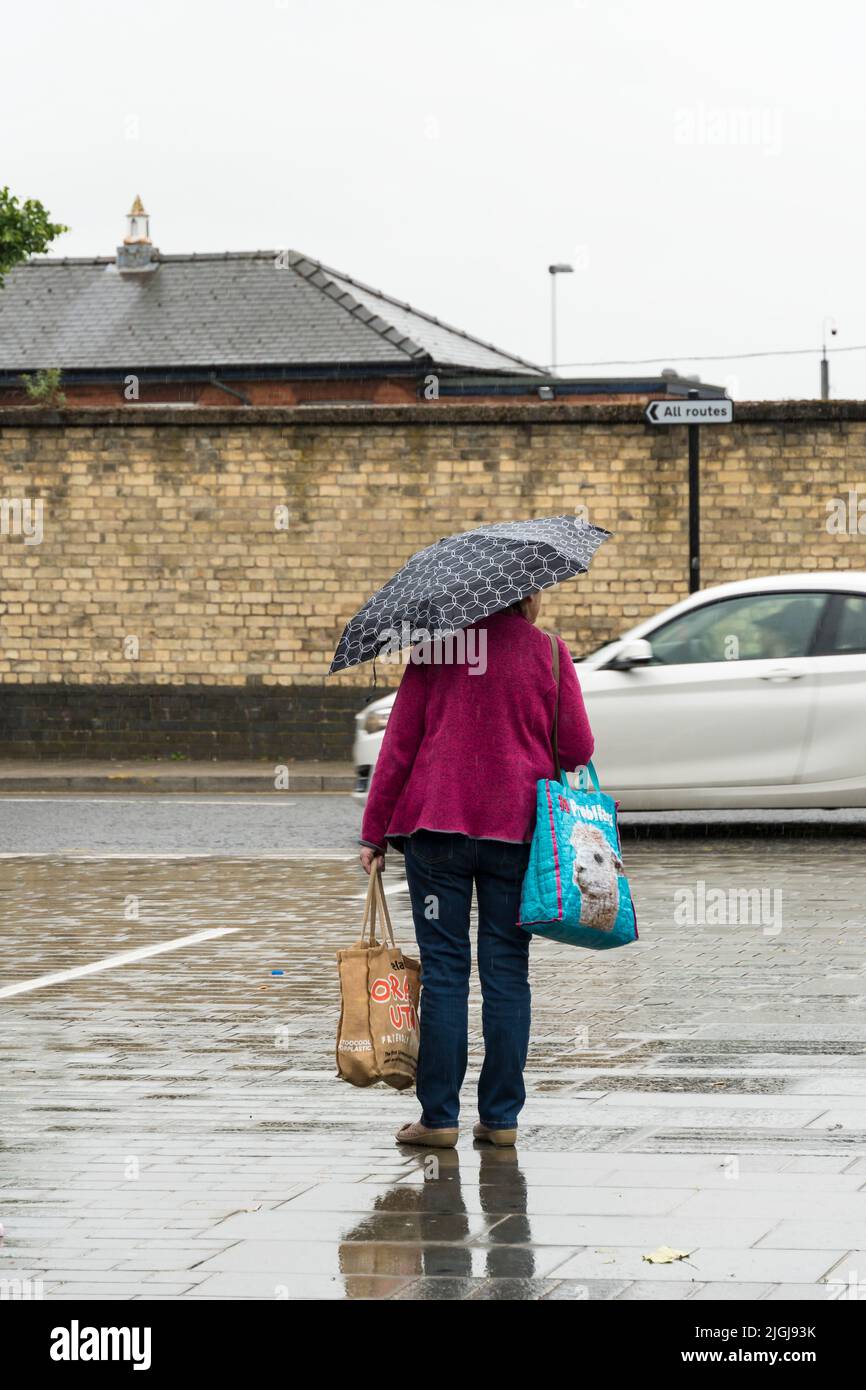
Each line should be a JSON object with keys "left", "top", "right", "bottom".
{"left": 0, "top": 249, "right": 544, "bottom": 376}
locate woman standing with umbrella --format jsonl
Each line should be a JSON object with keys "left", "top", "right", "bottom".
{"left": 333, "top": 517, "right": 609, "bottom": 1149}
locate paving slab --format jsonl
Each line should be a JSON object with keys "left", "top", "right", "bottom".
{"left": 687, "top": 1282, "right": 775, "bottom": 1300}
{"left": 674, "top": 1190, "right": 866, "bottom": 1220}
{"left": 273, "top": 1180, "right": 692, "bottom": 1218}
{"left": 548, "top": 1246, "right": 845, "bottom": 1284}
{"left": 612, "top": 1280, "right": 700, "bottom": 1300}
{"left": 480, "top": 1215, "right": 776, "bottom": 1247}
{"left": 760, "top": 1284, "right": 844, "bottom": 1300}
{"left": 756, "top": 1222, "right": 866, "bottom": 1249}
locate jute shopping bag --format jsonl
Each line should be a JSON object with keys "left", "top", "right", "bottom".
{"left": 336, "top": 860, "right": 421, "bottom": 1089}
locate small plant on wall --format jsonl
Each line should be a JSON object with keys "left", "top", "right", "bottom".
{"left": 19, "top": 368, "right": 66, "bottom": 408}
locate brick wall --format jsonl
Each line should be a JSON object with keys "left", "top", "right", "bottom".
{"left": 0, "top": 402, "right": 864, "bottom": 760}
{"left": 0, "top": 683, "right": 362, "bottom": 760}
{"left": 0, "top": 376, "right": 418, "bottom": 409}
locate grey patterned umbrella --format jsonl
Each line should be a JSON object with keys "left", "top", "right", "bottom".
{"left": 328, "top": 515, "right": 612, "bottom": 674}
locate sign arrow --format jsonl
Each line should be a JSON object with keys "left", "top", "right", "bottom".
{"left": 645, "top": 398, "right": 734, "bottom": 425}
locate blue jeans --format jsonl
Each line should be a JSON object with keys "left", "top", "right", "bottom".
{"left": 403, "top": 831, "right": 532, "bottom": 1131}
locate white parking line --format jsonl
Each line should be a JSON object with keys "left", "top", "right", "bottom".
{"left": 0, "top": 927, "right": 242, "bottom": 1000}
{"left": 352, "top": 879, "right": 410, "bottom": 901}
{"left": 0, "top": 851, "right": 356, "bottom": 860}
{"left": 0, "top": 800, "right": 315, "bottom": 811}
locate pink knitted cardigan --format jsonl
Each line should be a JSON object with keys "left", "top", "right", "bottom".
{"left": 360, "top": 609, "right": 594, "bottom": 851}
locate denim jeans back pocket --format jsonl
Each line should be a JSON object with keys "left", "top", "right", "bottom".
{"left": 409, "top": 829, "right": 457, "bottom": 866}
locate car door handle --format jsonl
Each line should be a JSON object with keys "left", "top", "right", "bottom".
{"left": 759, "top": 668, "right": 805, "bottom": 681}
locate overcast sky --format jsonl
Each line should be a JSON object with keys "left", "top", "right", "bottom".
{"left": 3, "top": 0, "right": 864, "bottom": 399}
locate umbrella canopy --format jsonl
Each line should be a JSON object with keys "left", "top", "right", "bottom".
{"left": 328, "top": 514, "right": 612, "bottom": 675}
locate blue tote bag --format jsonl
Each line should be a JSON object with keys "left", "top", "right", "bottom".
{"left": 518, "top": 635, "right": 638, "bottom": 950}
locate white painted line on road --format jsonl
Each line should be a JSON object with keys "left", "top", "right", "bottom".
{"left": 352, "top": 879, "right": 411, "bottom": 901}
{"left": 0, "top": 851, "right": 356, "bottom": 860}
{"left": 0, "top": 927, "right": 242, "bottom": 1000}
{"left": 0, "top": 800, "right": 311, "bottom": 811}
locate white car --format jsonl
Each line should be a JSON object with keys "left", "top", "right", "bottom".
{"left": 352, "top": 573, "right": 866, "bottom": 809}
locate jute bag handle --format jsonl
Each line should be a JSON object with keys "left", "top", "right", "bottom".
{"left": 373, "top": 865, "right": 396, "bottom": 948}
{"left": 545, "top": 630, "right": 563, "bottom": 784}
{"left": 361, "top": 858, "right": 397, "bottom": 949}
{"left": 361, "top": 860, "right": 379, "bottom": 942}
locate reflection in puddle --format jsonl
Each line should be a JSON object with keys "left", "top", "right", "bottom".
{"left": 339, "top": 1149, "right": 534, "bottom": 1289}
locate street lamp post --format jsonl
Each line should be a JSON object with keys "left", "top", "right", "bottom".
{"left": 821, "top": 317, "right": 837, "bottom": 400}
{"left": 548, "top": 263, "right": 574, "bottom": 372}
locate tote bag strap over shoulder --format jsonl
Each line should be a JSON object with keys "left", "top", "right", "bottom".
{"left": 544, "top": 630, "right": 563, "bottom": 784}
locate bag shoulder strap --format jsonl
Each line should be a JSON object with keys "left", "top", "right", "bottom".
{"left": 544, "top": 630, "right": 563, "bottom": 784}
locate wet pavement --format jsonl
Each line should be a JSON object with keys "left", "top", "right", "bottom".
{"left": 1, "top": 791, "right": 865, "bottom": 855}
{"left": 2, "top": 804, "right": 866, "bottom": 1300}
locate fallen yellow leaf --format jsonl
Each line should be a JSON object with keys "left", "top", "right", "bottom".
{"left": 643, "top": 1245, "right": 693, "bottom": 1265}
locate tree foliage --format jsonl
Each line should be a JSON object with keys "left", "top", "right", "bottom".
{"left": 0, "top": 187, "right": 68, "bottom": 285}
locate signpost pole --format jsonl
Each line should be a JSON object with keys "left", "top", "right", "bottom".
{"left": 688, "top": 416, "right": 700, "bottom": 594}
{"left": 686, "top": 386, "right": 700, "bottom": 592}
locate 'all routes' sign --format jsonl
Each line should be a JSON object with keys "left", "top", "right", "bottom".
{"left": 645, "top": 399, "right": 734, "bottom": 424}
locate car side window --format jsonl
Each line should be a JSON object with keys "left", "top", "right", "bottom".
{"left": 831, "top": 594, "right": 866, "bottom": 655}
{"left": 647, "top": 592, "right": 828, "bottom": 665}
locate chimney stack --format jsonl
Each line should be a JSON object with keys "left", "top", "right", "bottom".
{"left": 116, "top": 196, "right": 158, "bottom": 277}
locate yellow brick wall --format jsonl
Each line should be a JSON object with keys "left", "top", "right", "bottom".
{"left": 0, "top": 405, "right": 864, "bottom": 690}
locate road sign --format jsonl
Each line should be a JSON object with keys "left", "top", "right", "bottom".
{"left": 645, "top": 394, "right": 733, "bottom": 594}
{"left": 645, "top": 399, "right": 734, "bottom": 425}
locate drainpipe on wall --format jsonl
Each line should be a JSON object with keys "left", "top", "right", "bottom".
{"left": 208, "top": 374, "right": 251, "bottom": 406}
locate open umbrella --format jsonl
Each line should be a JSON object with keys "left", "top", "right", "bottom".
{"left": 329, "top": 514, "right": 612, "bottom": 674}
